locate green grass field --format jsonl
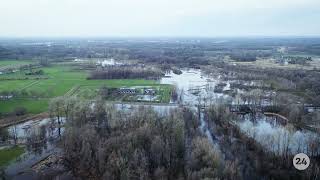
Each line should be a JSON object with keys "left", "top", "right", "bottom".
{"left": 0, "top": 62, "right": 172, "bottom": 114}
{"left": 158, "top": 85, "right": 172, "bottom": 102}
{"left": 0, "top": 68, "right": 48, "bottom": 80}
{"left": 0, "top": 60, "right": 33, "bottom": 67}
{"left": 0, "top": 99, "right": 48, "bottom": 114}
{"left": 0, "top": 146, "right": 25, "bottom": 167}
{"left": 0, "top": 80, "right": 35, "bottom": 92}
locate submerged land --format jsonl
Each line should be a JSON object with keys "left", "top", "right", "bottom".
{"left": 0, "top": 37, "right": 320, "bottom": 179}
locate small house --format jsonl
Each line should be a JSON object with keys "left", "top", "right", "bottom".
{"left": 118, "top": 88, "right": 137, "bottom": 94}
{"left": 144, "top": 88, "right": 156, "bottom": 95}
{"left": 0, "top": 95, "right": 13, "bottom": 100}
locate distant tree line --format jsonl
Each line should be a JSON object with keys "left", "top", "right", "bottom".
{"left": 229, "top": 52, "right": 257, "bottom": 62}
{"left": 25, "top": 69, "right": 44, "bottom": 75}
{"left": 88, "top": 67, "right": 164, "bottom": 80}
{"left": 290, "top": 44, "right": 320, "bottom": 56}
{"left": 1, "top": 38, "right": 320, "bottom": 64}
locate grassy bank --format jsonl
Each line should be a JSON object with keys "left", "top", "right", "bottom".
{"left": 0, "top": 146, "right": 25, "bottom": 167}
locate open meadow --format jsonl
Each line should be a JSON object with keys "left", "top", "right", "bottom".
{"left": 0, "top": 60, "right": 33, "bottom": 68}
{"left": 0, "top": 61, "right": 172, "bottom": 114}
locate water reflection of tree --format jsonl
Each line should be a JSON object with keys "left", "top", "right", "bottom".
{"left": 10, "top": 125, "right": 18, "bottom": 145}
{"left": 0, "top": 128, "right": 9, "bottom": 144}
{"left": 48, "top": 119, "right": 57, "bottom": 139}
{"left": 307, "top": 134, "right": 320, "bottom": 157}
{"left": 25, "top": 125, "right": 47, "bottom": 154}
{"left": 0, "top": 167, "right": 6, "bottom": 180}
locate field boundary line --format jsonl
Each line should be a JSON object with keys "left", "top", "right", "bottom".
{"left": 20, "top": 80, "right": 40, "bottom": 90}
{"left": 65, "top": 85, "right": 81, "bottom": 96}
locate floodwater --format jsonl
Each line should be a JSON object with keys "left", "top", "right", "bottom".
{"left": 136, "top": 95, "right": 160, "bottom": 102}
{"left": 2, "top": 67, "right": 319, "bottom": 178}
{"left": 236, "top": 113, "right": 320, "bottom": 155}
{"left": 3, "top": 118, "right": 64, "bottom": 177}
{"left": 160, "top": 69, "right": 320, "bottom": 156}
{"left": 114, "top": 103, "right": 178, "bottom": 116}
{"left": 160, "top": 69, "right": 232, "bottom": 105}
{"left": 160, "top": 69, "right": 227, "bottom": 148}
{"left": 7, "top": 118, "right": 63, "bottom": 140}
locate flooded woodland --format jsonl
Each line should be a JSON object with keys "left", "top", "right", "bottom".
{"left": 0, "top": 38, "right": 320, "bottom": 180}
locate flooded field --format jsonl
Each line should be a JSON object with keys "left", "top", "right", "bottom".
{"left": 2, "top": 118, "right": 64, "bottom": 177}
{"left": 160, "top": 68, "right": 320, "bottom": 156}
{"left": 1, "top": 67, "right": 319, "bottom": 179}
{"left": 160, "top": 69, "right": 232, "bottom": 105}
{"left": 236, "top": 113, "right": 320, "bottom": 155}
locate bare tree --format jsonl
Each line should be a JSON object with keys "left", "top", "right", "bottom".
{"left": 48, "top": 96, "right": 64, "bottom": 137}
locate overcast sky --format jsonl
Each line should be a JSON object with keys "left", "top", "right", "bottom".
{"left": 1, "top": 0, "right": 319, "bottom": 37}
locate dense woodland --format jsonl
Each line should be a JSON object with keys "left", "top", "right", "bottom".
{"left": 48, "top": 97, "right": 227, "bottom": 179}
{"left": 46, "top": 96, "right": 320, "bottom": 180}
{"left": 89, "top": 67, "right": 163, "bottom": 80}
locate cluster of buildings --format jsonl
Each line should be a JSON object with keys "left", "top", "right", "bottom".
{"left": 118, "top": 87, "right": 156, "bottom": 95}
{"left": 0, "top": 95, "right": 13, "bottom": 100}
{"left": 275, "top": 56, "right": 312, "bottom": 66}
{"left": 96, "top": 59, "right": 124, "bottom": 67}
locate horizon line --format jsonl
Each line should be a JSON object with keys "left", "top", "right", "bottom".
{"left": 1, "top": 35, "right": 320, "bottom": 40}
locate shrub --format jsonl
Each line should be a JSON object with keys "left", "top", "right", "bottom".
{"left": 14, "top": 107, "right": 27, "bottom": 116}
